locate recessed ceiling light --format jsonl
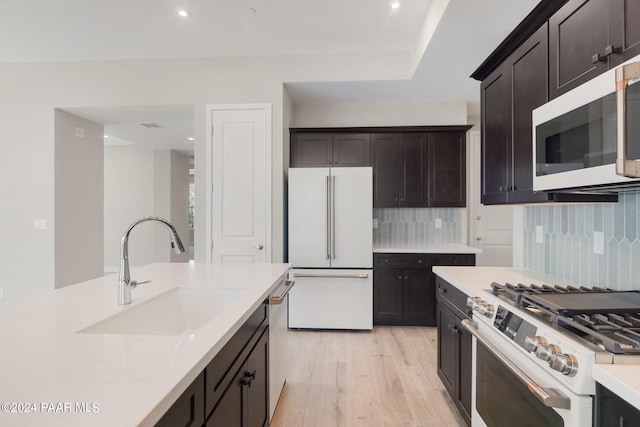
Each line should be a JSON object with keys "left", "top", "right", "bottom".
{"left": 188, "top": 137, "right": 195, "bottom": 141}
{"left": 177, "top": 9, "right": 190, "bottom": 18}
{"left": 390, "top": 2, "right": 400, "bottom": 9}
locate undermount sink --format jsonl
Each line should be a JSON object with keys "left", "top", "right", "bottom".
{"left": 78, "top": 287, "right": 248, "bottom": 336}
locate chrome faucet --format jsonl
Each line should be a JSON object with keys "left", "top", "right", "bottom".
{"left": 118, "top": 216, "right": 185, "bottom": 305}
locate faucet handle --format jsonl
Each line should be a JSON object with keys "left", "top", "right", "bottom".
{"left": 130, "top": 279, "right": 151, "bottom": 289}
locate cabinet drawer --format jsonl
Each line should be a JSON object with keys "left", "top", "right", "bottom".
{"left": 436, "top": 277, "right": 471, "bottom": 318}
{"left": 205, "top": 304, "right": 268, "bottom": 416}
{"left": 374, "top": 253, "right": 427, "bottom": 269}
{"left": 431, "top": 254, "right": 475, "bottom": 267}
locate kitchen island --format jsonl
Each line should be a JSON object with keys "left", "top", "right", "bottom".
{"left": 0, "top": 262, "right": 290, "bottom": 426}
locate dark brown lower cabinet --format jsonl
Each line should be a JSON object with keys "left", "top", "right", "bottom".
{"left": 155, "top": 372, "right": 205, "bottom": 427}
{"left": 373, "top": 268, "right": 431, "bottom": 326}
{"left": 373, "top": 253, "right": 475, "bottom": 327}
{"left": 436, "top": 277, "right": 472, "bottom": 427}
{"left": 207, "top": 328, "right": 269, "bottom": 427}
{"left": 155, "top": 303, "right": 269, "bottom": 427}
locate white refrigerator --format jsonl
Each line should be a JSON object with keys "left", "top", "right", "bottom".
{"left": 287, "top": 167, "right": 373, "bottom": 330}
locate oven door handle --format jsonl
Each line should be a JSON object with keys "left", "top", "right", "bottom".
{"left": 462, "top": 319, "right": 571, "bottom": 410}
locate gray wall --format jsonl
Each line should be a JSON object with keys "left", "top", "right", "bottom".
{"left": 54, "top": 110, "right": 104, "bottom": 288}
{"left": 103, "top": 146, "right": 190, "bottom": 271}
{"left": 0, "top": 53, "right": 410, "bottom": 301}
{"left": 522, "top": 194, "right": 640, "bottom": 290}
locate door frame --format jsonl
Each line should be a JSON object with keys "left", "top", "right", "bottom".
{"left": 205, "top": 103, "right": 272, "bottom": 263}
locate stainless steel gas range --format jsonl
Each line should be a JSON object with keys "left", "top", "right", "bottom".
{"left": 464, "top": 281, "right": 640, "bottom": 427}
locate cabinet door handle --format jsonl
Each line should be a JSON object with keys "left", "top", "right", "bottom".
{"left": 245, "top": 370, "right": 256, "bottom": 380}
{"left": 398, "top": 275, "right": 403, "bottom": 280}
{"left": 241, "top": 378, "right": 252, "bottom": 388}
{"left": 592, "top": 52, "right": 606, "bottom": 64}
{"left": 404, "top": 276, "right": 409, "bottom": 280}
{"left": 605, "top": 45, "right": 620, "bottom": 57}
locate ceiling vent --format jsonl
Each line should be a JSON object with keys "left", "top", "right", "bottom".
{"left": 140, "top": 122, "right": 163, "bottom": 128}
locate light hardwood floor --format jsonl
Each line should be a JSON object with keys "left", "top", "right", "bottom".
{"left": 270, "top": 326, "right": 465, "bottom": 427}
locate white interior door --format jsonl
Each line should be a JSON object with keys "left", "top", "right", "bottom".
{"left": 468, "top": 130, "right": 514, "bottom": 266}
{"left": 209, "top": 104, "right": 271, "bottom": 263}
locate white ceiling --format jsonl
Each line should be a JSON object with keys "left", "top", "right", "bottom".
{"left": 18, "top": 0, "right": 539, "bottom": 151}
{"left": 0, "top": 0, "right": 435, "bottom": 62}
{"left": 63, "top": 105, "right": 195, "bottom": 156}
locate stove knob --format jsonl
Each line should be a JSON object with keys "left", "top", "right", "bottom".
{"left": 549, "top": 354, "right": 579, "bottom": 376}
{"left": 478, "top": 303, "right": 495, "bottom": 318}
{"left": 535, "top": 344, "right": 561, "bottom": 362}
{"left": 523, "top": 336, "right": 548, "bottom": 353}
{"left": 466, "top": 297, "right": 482, "bottom": 308}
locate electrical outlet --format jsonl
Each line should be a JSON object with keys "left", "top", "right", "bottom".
{"left": 535, "top": 225, "right": 544, "bottom": 243}
{"left": 372, "top": 218, "right": 378, "bottom": 228}
{"left": 594, "top": 231, "right": 605, "bottom": 254}
{"left": 435, "top": 218, "right": 442, "bottom": 229}
{"left": 34, "top": 219, "right": 48, "bottom": 230}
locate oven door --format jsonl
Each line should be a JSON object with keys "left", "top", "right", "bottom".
{"left": 463, "top": 320, "right": 592, "bottom": 427}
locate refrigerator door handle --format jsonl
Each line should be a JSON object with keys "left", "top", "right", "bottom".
{"left": 331, "top": 175, "right": 336, "bottom": 260}
{"left": 293, "top": 273, "right": 369, "bottom": 279}
{"left": 326, "top": 175, "right": 331, "bottom": 260}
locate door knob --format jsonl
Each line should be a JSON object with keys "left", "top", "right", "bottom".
{"left": 476, "top": 215, "right": 481, "bottom": 220}
{"left": 476, "top": 237, "right": 482, "bottom": 241}
{"left": 255, "top": 244, "right": 264, "bottom": 250}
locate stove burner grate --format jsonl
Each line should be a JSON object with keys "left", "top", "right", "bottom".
{"left": 490, "top": 281, "right": 640, "bottom": 354}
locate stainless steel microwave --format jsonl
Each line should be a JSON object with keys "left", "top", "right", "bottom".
{"left": 533, "top": 55, "right": 640, "bottom": 192}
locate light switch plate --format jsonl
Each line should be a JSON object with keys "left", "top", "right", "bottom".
{"left": 594, "top": 231, "right": 604, "bottom": 254}
{"left": 0, "top": 288, "right": 3, "bottom": 300}
{"left": 34, "top": 219, "right": 48, "bottom": 230}
{"left": 75, "top": 127, "right": 85, "bottom": 138}
{"left": 435, "top": 218, "right": 442, "bottom": 229}
{"left": 372, "top": 218, "right": 378, "bottom": 228}
{"left": 535, "top": 225, "right": 543, "bottom": 243}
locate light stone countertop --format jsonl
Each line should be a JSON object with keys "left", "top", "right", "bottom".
{"left": 430, "top": 266, "right": 574, "bottom": 296}
{"left": 433, "top": 265, "right": 640, "bottom": 412}
{"left": 0, "top": 262, "right": 291, "bottom": 427}
{"left": 373, "top": 243, "right": 481, "bottom": 254}
{"left": 593, "top": 365, "right": 640, "bottom": 410}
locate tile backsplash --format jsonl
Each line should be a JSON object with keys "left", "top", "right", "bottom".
{"left": 373, "top": 208, "right": 465, "bottom": 245}
{"left": 523, "top": 193, "right": 640, "bottom": 290}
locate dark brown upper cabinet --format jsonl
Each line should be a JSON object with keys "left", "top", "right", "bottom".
{"left": 371, "top": 133, "right": 400, "bottom": 207}
{"left": 372, "top": 130, "right": 468, "bottom": 208}
{"left": 291, "top": 126, "right": 469, "bottom": 208}
{"left": 608, "top": 0, "right": 640, "bottom": 67}
{"left": 472, "top": 1, "right": 619, "bottom": 205}
{"left": 290, "top": 132, "right": 370, "bottom": 167}
{"left": 480, "top": 24, "right": 551, "bottom": 205}
{"left": 428, "top": 132, "right": 467, "bottom": 207}
{"left": 550, "top": 0, "right": 640, "bottom": 98}
{"left": 399, "top": 133, "right": 427, "bottom": 207}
